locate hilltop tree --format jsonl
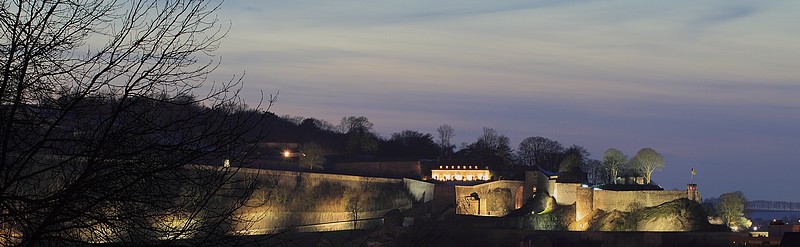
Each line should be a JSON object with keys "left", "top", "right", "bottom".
{"left": 558, "top": 154, "right": 582, "bottom": 174}
{"left": 630, "top": 148, "right": 665, "bottom": 184}
{"left": 339, "top": 116, "right": 378, "bottom": 155}
{"left": 516, "top": 136, "right": 564, "bottom": 171}
{"left": 437, "top": 124, "right": 455, "bottom": 158}
{"left": 603, "top": 148, "right": 627, "bottom": 184}
{"left": 457, "top": 128, "right": 513, "bottom": 169}
{"left": 582, "top": 159, "right": 605, "bottom": 184}
{"left": 339, "top": 116, "right": 374, "bottom": 134}
{"left": 563, "top": 145, "right": 590, "bottom": 164}
{"left": 380, "top": 130, "right": 439, "bottom": 159}
{"left": 0, "top": 1, "right": 270, "bottom": 245}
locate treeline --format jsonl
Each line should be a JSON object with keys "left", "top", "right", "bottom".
{"left": 265, "top": 115, "right": 662, "bottom": 184}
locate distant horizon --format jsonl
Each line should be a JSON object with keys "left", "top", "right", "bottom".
{"left": 213, "top": 0, "right": 800, "bottom": 202}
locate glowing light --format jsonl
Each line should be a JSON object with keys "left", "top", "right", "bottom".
{"left": 283, "top": 150, "right": 291, "bottom": 158}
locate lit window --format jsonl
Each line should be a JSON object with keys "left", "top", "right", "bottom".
{"left": 467, "top": 175, "right": 473, "bottom": 181}
{"left": 455, "top": 175, "right": 463, "bottom": 181}
{"left": 445, "top": 175, "right": 451, "bottom": 180}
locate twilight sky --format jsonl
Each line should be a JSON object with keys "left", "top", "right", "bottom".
{"left": 213, "top": 0, "right": 800, "bottom": 201}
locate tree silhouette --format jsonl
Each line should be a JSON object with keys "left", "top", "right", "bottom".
{"left": 516, "top": 136, "right": 563, "bottom": 171}
{"left": 457, "top": 128, "right": 513, "bottom": 170}
{"left": 602, "top": 148, "right": 627, "bottom": 184}
{"left": 379, "top": 130, "right": 439, "bottom": 159}
{"left": 0, "top": 1, "right": 272, "bottom": 245}
{"left": 436, "top": 124, "right": 455, "bottom": 159}
{"left": 339, "top": 116, "right": 378, "bottom": 155}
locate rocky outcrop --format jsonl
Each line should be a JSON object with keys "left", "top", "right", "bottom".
{"left": 568, "top": 198, "right": 713, "bottom": 231}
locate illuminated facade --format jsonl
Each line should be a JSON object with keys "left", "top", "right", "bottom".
{"left": 430, "top": 165, "right": 490, "bottom": 182}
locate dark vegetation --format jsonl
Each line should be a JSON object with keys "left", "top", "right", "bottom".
{"left": 0, "top": 0, "right": 279, "bottom": 245}
{"left": 269, "top": 115, "right": 613, "bottom": 183}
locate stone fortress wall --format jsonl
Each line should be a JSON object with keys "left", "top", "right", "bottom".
{"left": 524, "top": 170, "right": 702, "bottom": 221}
{"left": 229, "top": 167, "right": 434, "bottom": 232}
{"left": 575, "top": 187, "right": 701, "bottom": 221}
{"left": 554, "top": 182, "right": 581, "bottom": 205}
{"left": 403, "top": 178, "right": 436, "bottom": 202}
{"left": 454, "top": 180, "right": 525, "bottom": 216}
{"left": 227, "top": 167, "right": 702, "bottom": 232}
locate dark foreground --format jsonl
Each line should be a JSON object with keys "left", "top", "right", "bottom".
{"left": 184, "top": 228, "right": 747, "bottom": 247}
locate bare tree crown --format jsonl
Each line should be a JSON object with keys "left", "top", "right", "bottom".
{"left": 1, "top": 1, "right": 272, "bottom": 245}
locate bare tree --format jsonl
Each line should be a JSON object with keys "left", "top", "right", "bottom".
{"left": 338, "top": 116, "right": 373, "bottom": 134}
{"left": 436, "top": 124, "right": 454, "bottom": 153}
{"left": 602, "top": 148, "right": 627, "bottom": 184}
{"left": 0, "top": 1, "right": 272, "bottom": 245}
{"left": 299, "top": 142, "right": 325, "bottom": 170}
{"left": 630, "top": 148, "right": 665, "bottom": 184}
{"left": 345, "top": 197, "right": 363, "bottom": 230}
{"left": 458, "top": 127, "right": 513, "bottom": 169}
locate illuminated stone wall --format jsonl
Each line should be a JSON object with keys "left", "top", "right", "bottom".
{"left": 403, "top": 178, "right": 435, "bottom": 202}
{"left": 576, "top": 187, "right": 594, "bottom": 221}
{"left": 554, "top": 182, "right": 581, "bottom": 205}
{"left": 229, "top": 168, "right": 415, "bottom": 232}
{"left": 592, "top": 190, "right": 690, "bottom": 213}
{"left": 239, "top": 210, "right": 390, "bottom": 234}
{"left": 454, "top": 180, "right": 525, "bottom": 216}
{"left": 575, "top": 187, "right": 699, "bottom": 221}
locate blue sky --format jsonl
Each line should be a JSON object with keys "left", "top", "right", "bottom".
{"left": 212, "top": 0, "right": 800, "bottom": 201}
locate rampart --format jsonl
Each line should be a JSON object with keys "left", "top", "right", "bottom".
{"left": 226, "top": 167, "right": 418, "bottom": 231}
{"left": 454, "top": 180, "right": 525, "bottom": 216}
{"left": 403, "top": 178, "right": 435, "bottom": 202}
{"left": 575, "top": 187, "right": 699, "bottom": 221}
{"left": 554, "top": 182, "right": 581, "bottom": 205}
